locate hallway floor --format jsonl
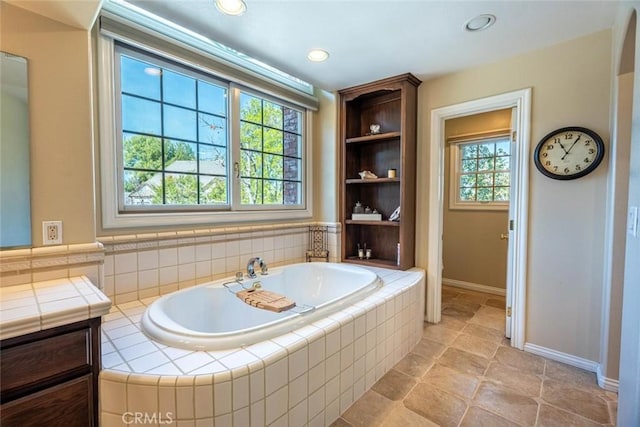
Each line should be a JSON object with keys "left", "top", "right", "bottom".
{"left": 331, "top": 286, "right": 618, "bottom": 426}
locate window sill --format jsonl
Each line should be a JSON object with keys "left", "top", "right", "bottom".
{"left": 448, "top": 202, "right": 508, "bottom": 211}
{"left": 102, "top": 207, "right": 313, "bottom": 229}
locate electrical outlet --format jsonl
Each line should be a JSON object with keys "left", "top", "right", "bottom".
{"left": 42, "top": 221, "right": 63, "bottom": 245}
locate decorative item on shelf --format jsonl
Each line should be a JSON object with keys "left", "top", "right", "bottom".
{"left": 366, "top": 248, "right": 372, "bottom": 259}
{"left": 353, "top": 201, "right": 364, "bottom": 214}
{"left": 369, "top": 124, "right": 381, "bottom": 134}
{"left": 358, "top": 170, "right": 378, "bottom": 179}
{"left": 387, "top": 168, "right": 397, "bottom": 178}
{"left": 357, "top": 243, "right": 364, "bottom": 259}
{"left": 352, "top": 207, "right": 382, "bottom": 221}
{"left": 389, "top": 206, "right": 401, "bottom": 221}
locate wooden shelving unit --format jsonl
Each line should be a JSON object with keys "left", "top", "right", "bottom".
{"left": 339, "top": 73, "right": 421, "bottom": 270}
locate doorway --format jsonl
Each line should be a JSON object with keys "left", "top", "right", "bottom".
{"left": 426, "top": 88, "right": 531, "bottom": 350}
{"left": 442, "top": 109, "right": 512, "bottom": 335}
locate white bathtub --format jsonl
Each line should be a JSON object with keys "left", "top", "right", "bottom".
{"left": 141, "top": 262, "right": 381, "bottom": 350}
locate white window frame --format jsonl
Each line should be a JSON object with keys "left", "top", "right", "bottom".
{"left": 98, "top": 36, "right": 313, "bottom": 229}
{"left": 448, "top": 134, "right": 510, "bottom": 211}
{"left": 229, "top": 85, "right": 306, "bottom": 212}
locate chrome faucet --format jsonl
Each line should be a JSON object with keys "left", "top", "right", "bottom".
{"left": 247, "top": 257, "right": 268, "bottom": 278}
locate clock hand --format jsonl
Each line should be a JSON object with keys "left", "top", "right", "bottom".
{"left": 557, "top": 140, "right": 569, "bottom": 155}
{"left": 561, "top": 135, "right": 581, "bottom": 160}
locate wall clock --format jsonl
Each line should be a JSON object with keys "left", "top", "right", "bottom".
{"left": 534, "top": 126, "right": 605, "bottom": 180}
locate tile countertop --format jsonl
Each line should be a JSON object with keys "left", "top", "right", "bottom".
{"left": 0, "top": 276, "right": 112, "bottom": 341}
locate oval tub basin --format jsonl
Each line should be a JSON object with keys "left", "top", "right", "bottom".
{"left": 141, "top": 262, "right": 381, "bottom": 350}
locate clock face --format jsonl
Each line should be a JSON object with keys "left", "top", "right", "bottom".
{"left": 534, "top": 127, "right": 605, "bottom": 180}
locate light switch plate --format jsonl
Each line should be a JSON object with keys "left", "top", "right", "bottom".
{"left": 628, "top": 206, "right": 638, "bottom": 237}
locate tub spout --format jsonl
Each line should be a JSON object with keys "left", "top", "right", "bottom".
{"left": 247, "top": 257, "right": 267, "bottom": 278}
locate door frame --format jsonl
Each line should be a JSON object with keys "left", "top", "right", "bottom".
{"left": 426, "top": 88, "right": 531, "bottom": 350}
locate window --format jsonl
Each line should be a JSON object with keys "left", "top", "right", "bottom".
{"left": 101, "top": 41, "right": 310, "bottom": 227}
{"left": 449, "top": 136, "right": 511, "bottom": 210}
{"left": 119, "top": 50, "right": 229, "bottom": 208}
{"left": 238, "top": 92, "right": 303, "bottom": 206}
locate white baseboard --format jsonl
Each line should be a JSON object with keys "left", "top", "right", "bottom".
{"left": 596, "top": 365, "right": 620, "bottom": 392}
{"left": 525, "top": 344, "right": 618, "bottom": 392}
{"left": 442, "top": 278, "right": 506, "bottom": 296}
{"left": 524, "top": 342, "right": 600, "bottom": 373}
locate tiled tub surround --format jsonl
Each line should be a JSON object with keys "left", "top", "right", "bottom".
{"left": 0, "top": 275, "right": 112, "bottom": 340}
{"left": 100, "top": 267, "right": 425, "bottom": 426}
{"left": 101, "top": 222, "right": 341, "bottom": 305}
{"left": 0, "top": 243, "right": 105, "bottom": 290}
{"left": 0, "top": 223, "right": 341, "bottom": 298}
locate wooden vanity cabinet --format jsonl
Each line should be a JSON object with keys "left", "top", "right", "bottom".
{"left": 0, "top": 318, "right": 101, "bottom": 426}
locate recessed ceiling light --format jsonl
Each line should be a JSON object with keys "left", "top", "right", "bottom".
{"left": 307, "top": 49, "right": 329, "bottom": 62}
{"left": 215, "top": 0, "right": 246, "bottom": 16}
{"left": 465, "top": 14, "right": 496, "bottom": 32}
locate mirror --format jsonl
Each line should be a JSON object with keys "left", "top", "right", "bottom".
{"left": 1, "top": 52, "right": 31, "bottom": 248}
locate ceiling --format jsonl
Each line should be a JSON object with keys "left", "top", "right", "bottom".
{"left": 7, "top": 0, "right": 623, "bottom": 91}
{"left": 126, "top": 0, "right": 622, "bottom": 91}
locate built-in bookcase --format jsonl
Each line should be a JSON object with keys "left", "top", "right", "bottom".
{"left": 339, "top": 73, "right": 421, "bottom": 270}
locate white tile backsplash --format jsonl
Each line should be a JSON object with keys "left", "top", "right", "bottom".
{"left": 289, "top": 347, "right": 308, "bottom": 381}
{"left": 232, "top": 374, "right": 250, "bottom": 410}
{"left": 214, "top": 381, "right": 232, "bottom": 415}
{"left": 265, "top": 355, "right": 288, "bottom": 395}
{"left": 138, "top": 249, "right": 159, "bottom": 271}
{"left": 265, "top": 385, "right": 288, "bottom": 425}
{"left": 195, "top": 384, "right": 214, "bottom": 418}
{"left": 288, "top": 372, "right": 308, "bottom": 409}
{"left": 233, "top": 406, "right": 250, "bottom": 427}
{"left": 159, "top": 247, "right": 178, "bottom": 268}
{"left": 127, "top": 383, "right": 158, "bottom": 415}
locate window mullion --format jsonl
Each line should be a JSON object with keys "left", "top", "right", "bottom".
{"left": 160, "top": 66, "right": 166, "bottom": 205}
{"left": 229, "top": 85, "right": 242, "bottom": 210}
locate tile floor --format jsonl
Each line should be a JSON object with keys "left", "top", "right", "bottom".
{"left": 331, "top": 286, "right": 618, "bottom": 426}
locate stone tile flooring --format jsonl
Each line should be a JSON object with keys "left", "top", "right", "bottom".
{"left": 332, "top": 286, "right": 618, "bottom": 426}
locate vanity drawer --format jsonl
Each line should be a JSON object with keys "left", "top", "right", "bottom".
{"left": 0, "top": 374, "right": 93, "bottom": 427}
{"left": 0, "top": 327, "right": 91, "bottom": 396}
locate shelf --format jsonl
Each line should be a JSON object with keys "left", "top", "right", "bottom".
{"left": 344, "top": 257, "right": 400, "bottom": 269}
{"left": 345, "top": 177, "right": 400, "bottom": 184}
{"left": 345, "top": 220, "right": 400, "bottom": 227}
{"left": 345, "top": 131, "right": 401, "bottom": 144}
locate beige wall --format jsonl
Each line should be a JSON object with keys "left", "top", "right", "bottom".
{"left": 416, "top": 30, "right": 612, "bottom": 362}
{"left": 443, "top": 110, "right": 511, "bottom": 290}
{"left": 0, "top": 2, "right": 95, "bottom": 246}
{"left": 312, "top": 89, "right": 339, "bottom": 223}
